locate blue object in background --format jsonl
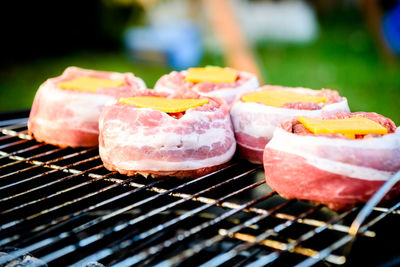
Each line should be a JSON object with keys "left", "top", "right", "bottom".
{"left": 124, "top": 21, "right": 203, "bottom": 70}
{"left": 383, "top": 2, "right": 400, "bottom": 56}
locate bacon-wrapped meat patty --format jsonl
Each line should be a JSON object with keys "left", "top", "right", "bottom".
{"left": 154, "top": 66, "right": 259, "bottom": 105}
{"left": 263, "top": 112, "right": 400, "bottom": 210}
{"left": 28, "top": 66, "right": 146, "bottom": 147}
{"left": 99, "top": 95, "right": 236, "bottom": 178}
{"left": 230, "top": 85, "right": 350, "bottom": 163}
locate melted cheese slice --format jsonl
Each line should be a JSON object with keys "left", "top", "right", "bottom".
{"left": 185, "top": 67, "right": 237, "bottom": 83}
{"left": 58, "top": 76, "right": 124, "bottom": 92}
{"left": 242, "top": 90, "right": 327, "bottom": 107}
{"left": 119, "top": 96, "right": 209, "bottom": 113}
{"left": 298, "top": 116, "right": 388, "bottom": 139}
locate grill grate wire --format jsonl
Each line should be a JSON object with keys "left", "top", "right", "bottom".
{"left": 0, "top": 115, "right": 399, "bottom": 266}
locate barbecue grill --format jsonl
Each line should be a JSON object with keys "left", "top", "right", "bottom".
{"left": 1, "top": 110, "right": 400, "bottom": 267}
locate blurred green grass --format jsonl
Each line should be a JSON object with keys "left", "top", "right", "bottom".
{"left": 0, "top": 11, "right": 399, "bottom": 124}
{"left": 0, "top": 52, "right": 171, "bottom": 113}
{"left": 255, "top": 13, "right": 400, "bottom": 125}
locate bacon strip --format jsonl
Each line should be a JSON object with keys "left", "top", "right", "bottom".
{"left": 154, "top": 69, "right": 259, "bottom": 105}
{"left": 28, "top": 67, "right": 147, "bottom": 147}
{"left": 99, "top": 98, "right": 236, "bottom": 178}
{"left": 230, "top": 86, "right": 350, "bottom": 164}
{"left": 263, "top": 114, "right": 400, "bottom": 210}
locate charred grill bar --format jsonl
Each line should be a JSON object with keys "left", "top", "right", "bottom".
{"left": 0, "top": 110, "right": 400, "bottom": 266}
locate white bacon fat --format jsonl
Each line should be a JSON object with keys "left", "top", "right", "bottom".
{"left": 28, "top": 67, "right": 146, "bottom": 147}
{"left": 98, "top": 98, "right": 236, "bottom": 178}
{"left": 154, "top": 70, "right": 259, "bottom": 105}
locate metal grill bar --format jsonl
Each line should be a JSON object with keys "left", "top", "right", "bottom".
{"left": 5, "top": 179, "right": 165, "bottom": 249}
{"left": 253, "top": 188, "right": 400, "bottom": 267}
{"left": 100, "top": 177, "right": 375, "bottom": 238}
{"left": 63, "top": 181, "right": 266, "bottom": 265}
{"left": 0, "top": 174, "right": 139, "bottom": 265}
{"left": 0, "top": 129, "right": 380, "bottom": 240}
{"left": 1, "top": 163, "right": 102, "bottom": 213}
{"left": 153, "top": 197, "right": 294, "bottom": 267}
{"left": 1, "top": 174, "right": 118, "bottom": 232}
{"left": 0, "top": 168, "right": 253, "bottom": 266}
{"left": 0, "top": 138, "right": 31, "bottom": 150}
{"left": 202, "top": 205, "right": 327, "bottom": 266}
{"left": 0, "top": 117, "right": 28, "bottom": 127}
{"left": 0, "top": 125, "right": 28, "bottom": 135}
{"left": 0, "top": 148, "right": 96, "bottom": 189}
{"left": 117, "top": 183, "right": 376, "bottom": 238}
{"left": 349, "top": 170, "right": 400, "bottom": 235}
{"left": 37, "top": 167, "right": 261, "bottom": 264}
{"left": 360, "top": 201, "right": 400, "bottom": 232}
{"left": 1, "top": 115, "right": 400, "bottom": 266}
{"left": 0, "top": 142, "right": 46, "bottom": 160}
{"left": 0, "top": 147, "right": 68, "bottom": 175}
{"left": 120, "top": 171, "right": 261, "bottom": 241}
{"left": 373, "top": 206, "right": 400, "bottom": 214}
{"left": 0, "top": 127, "right": 31, "bottom": 140}
{"left": 2, "top": 154, "right": 242, "bottom": 257}
{"left": 211, "top": 207, "right": 349, "bottom": 267}
{"left": 110, "top": 184, "right": 273, "bottom": 267}
{"left": 295, "top": 235, "right": 354, "bottom": 267}
{"left": 242, "top": 208, "right": 355, "bottom": 267}
{"left": 218, "top": 231, "right": 345, "bottom": 265}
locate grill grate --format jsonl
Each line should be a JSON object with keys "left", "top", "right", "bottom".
{"left": 1, "top": 111, "right": 400, "bottom": 266}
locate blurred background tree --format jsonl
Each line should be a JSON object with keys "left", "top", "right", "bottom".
{"left": 0, "top": 0, "right": 399, "bottom": 124}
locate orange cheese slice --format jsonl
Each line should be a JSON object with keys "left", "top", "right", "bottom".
{"left": 185, "top": 67, "right": 237, "bottom": 83}
{"left": 242, "top": 90, "right": 327, "bottom": 107}
{"left": 298, "top": 116, "right": 388, "bottom": 139}
{"left": 119, "top": 96, "right": 209, "bottom": 113}
{"left": 58, "top": 76, "right": 124, "bottom": 92}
